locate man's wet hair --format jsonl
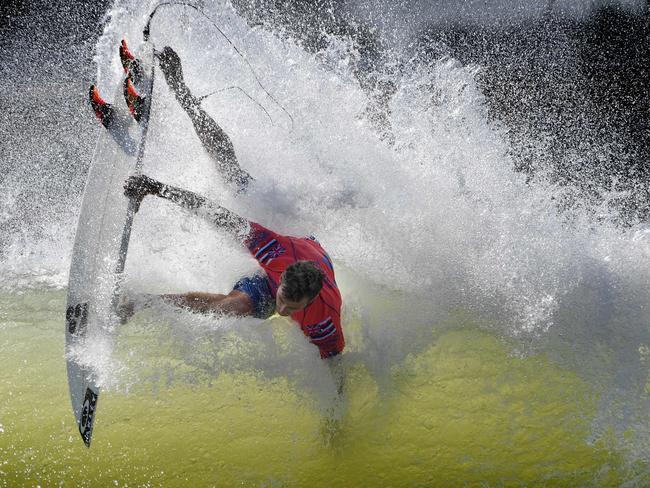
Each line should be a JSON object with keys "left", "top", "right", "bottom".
{"left": 280, "top": 261, "right": 324, "bottom": 302}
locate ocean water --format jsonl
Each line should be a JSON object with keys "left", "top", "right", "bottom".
{"left": 1, "top": 1, "right": 650, "bottom": 486}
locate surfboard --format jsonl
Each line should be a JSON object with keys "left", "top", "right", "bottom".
{"left": 65, "top": 42, "right": 155, "bottom": 447}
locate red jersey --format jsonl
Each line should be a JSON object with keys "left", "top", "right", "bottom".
{"left": 244, "top": 221, "right": 345, "bottom": 358}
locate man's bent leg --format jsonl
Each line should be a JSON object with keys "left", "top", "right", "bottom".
{"left": 184, "top": 105, "right": 252, "bottom": 191}
{"left": 156, "top": 46, "right": 252, "bottom": 192}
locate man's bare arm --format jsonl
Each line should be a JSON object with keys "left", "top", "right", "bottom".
{"left": 117, "top": 290, "right": 254, "bottom": 323}
{"left": 160, "top": 291, "right": 253, "bottom": 315}
{"left": 124, "top": 174, "right": 248, "bottom": 239}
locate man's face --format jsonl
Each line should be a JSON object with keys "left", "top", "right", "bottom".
{"left": 275, "top": 285, "right": 311, "bottom": 316}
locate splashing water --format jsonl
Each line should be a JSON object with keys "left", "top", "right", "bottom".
{"left": 1, "top": 0, "right": 649, "bottom": 484}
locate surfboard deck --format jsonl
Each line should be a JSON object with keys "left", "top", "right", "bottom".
{"left": 65, "top": 42, "right": 155, "bottom": 447}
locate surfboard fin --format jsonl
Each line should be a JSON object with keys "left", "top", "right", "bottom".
{"left": 123, "top": 77, "right": 144, "bottom": 122}
{"left": 89, "top": 85, "right": 114, "bottom": 128}
{"left": 119, "top": 39, "right": 143, "bottom": 84}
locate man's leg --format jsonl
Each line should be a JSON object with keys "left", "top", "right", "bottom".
{"left": 156, "top": 47, "right": 253, "bottom": 192}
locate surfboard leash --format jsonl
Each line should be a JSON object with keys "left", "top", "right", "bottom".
{"left": 197, "top": 86, "right": 274, "bottom": 124}
{"left": 143, "top": 1, "right": 295, "bottom": 130}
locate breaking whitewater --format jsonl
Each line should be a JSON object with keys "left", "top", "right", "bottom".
{"left": 1, "top": 1, "right": 649, "bottom": 485}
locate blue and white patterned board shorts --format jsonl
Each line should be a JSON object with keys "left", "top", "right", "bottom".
{"left": 232, "top": 273, "right": 276, "bottom": 319}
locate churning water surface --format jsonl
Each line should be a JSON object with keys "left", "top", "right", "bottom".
{"left": 1, "top": 0, "right": 649, "bottom": 486}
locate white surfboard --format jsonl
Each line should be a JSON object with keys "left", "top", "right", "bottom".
{"left": 65, "top": 42, "right": 155, "bottom": 447}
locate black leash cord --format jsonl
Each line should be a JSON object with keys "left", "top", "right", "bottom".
{"left": 143, "top": 1, "right": 294, "bottom": 129}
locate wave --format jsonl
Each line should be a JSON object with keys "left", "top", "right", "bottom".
{"left": 1, "top": 0, "right": 648, "bottom": 466}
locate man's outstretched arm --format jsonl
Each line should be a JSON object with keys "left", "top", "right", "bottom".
{"left": 124, "top": 174, "right": 249, "bottom": 239}
{"left": 117, "top": 290, "right": 254, "bottom": 323}
{"left": 160, "top": 291, "right": 254, "bottom": 315}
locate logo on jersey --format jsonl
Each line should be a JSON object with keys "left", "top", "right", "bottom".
{"left": 255, "top": 238, "right": 285, "bottom": 265}
{"left": 305, "top": 316, "right": 336, "bottom": 343}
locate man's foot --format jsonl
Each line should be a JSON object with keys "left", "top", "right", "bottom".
{"left": 89, "top": 85, "right": 114, "bottom": 128}
{"left": 156, "top": 46, "right": 198, "bottom": 110}
{"left": 119, "top": 39, "right": 143, "bottom": 83}
{"left": 123, "top": 77, "right": 144, "bottom": 122}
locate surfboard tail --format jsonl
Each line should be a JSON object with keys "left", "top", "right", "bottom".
{"left": 79, "top": 386, "right": 99, "bottom": 447}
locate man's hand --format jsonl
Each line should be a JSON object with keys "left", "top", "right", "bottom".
{"left": 124, "top": 174, "right": 164, "bottom": 208}
{"left": 115, "top": 294, "right": 136, "bottom": 325}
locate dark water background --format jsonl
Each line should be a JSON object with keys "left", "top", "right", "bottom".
{"left": 1, "top": 1, "right": 649, "bottom": 483}
{"left": 0, "top": 0, "right": 110, "bottom": 251}
{"left": 1, "top": 0, "right": 648, "bottom": 257}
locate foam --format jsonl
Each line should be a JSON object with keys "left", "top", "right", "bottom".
{"left": 1, "top": 0, "right": 649, "bottom": 461}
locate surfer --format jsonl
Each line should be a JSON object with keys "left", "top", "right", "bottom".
{"left": 90, "top": 41, "right": 344, "bottom": 359}
{"left": 123, "top": 174, "right": 345, "bottom": 360}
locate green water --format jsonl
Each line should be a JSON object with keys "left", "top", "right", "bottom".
{"left": 1, "top": 289, "right": 647, "bottom": 487}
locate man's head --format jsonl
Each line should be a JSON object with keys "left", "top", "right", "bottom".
{"left": 276, "top": 261, "right": 324, "bottom": 316}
